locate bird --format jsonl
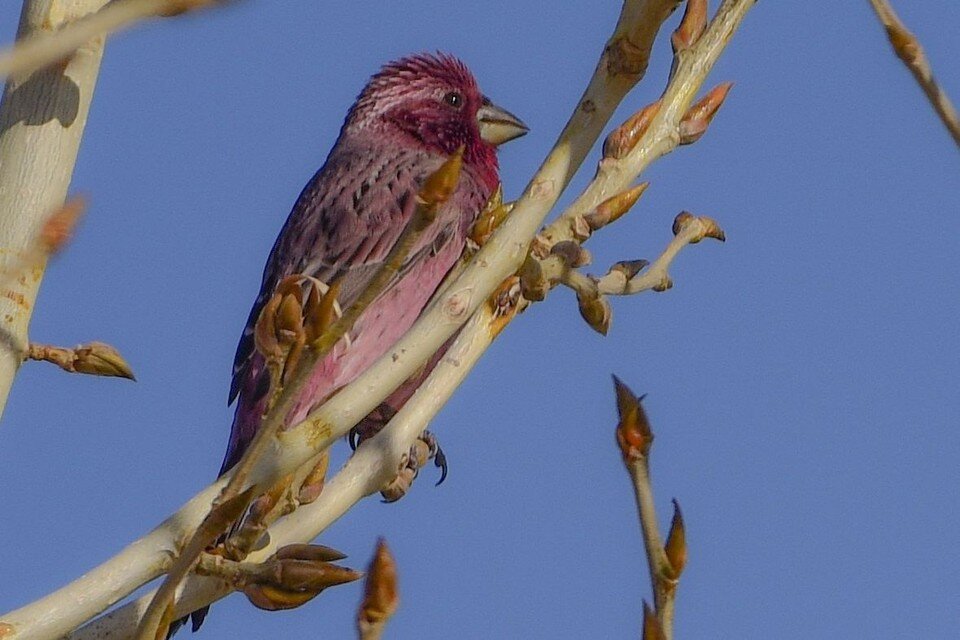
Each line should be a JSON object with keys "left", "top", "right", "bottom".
{"left": 179, "top": 52, "right": 527, "bottom": 634}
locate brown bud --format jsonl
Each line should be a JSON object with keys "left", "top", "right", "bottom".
{"left": 612, "top": 259, "right": 649, "bottom": 280}
{"left": 276, "top": 543, "right": 348, "bottom": 563}
{"left": 583, "top": 183, "right": 649, "bottom": 231}
{"left": 672, "top": 211, "right": 696, "bottom": 236}
{"left": 297, "top": 451, "right": 330, "bottom": 505}
{"left": 358, "top": 538, "right": 399, "bottom": 634}
{"left": 72, "top": 342, "right": 136, "bottom": 380}
{"left": 550, "top": 240, "right": 590, "bottom": 268}
{"left": 470, "top": 203, "right": 511, "bottom": 246}
{"left": 603, "top": 101, "right": 662, "bottom": 159}
{"left": 612, "top": 375, "right": 653, "bottom": 459}
{"left": 886, "top": 23, "right": 922, "bottom": 66}
{"left": 673, "top": 211, "right": 725, "bottom": 243}
{"left": 577, "top": 290, "right": 611, "bottom": 335}
{"left": 419, "top": 145, "right": 464, "bottom": 208}
{"left": 697, "top": 215, "right": 726, "bottom": 242}
{"left": 272, "top": 558, "right": 362, "bottom": 592}
{"left": 39, "top": 196, "right": 85, "bottom": 256}
{"left": 642, "top": 601, "right": 666, "bottom": 640}
{"left": 671, "top": 0, "right": 708, "bottom": 52}
{"left": 243, "top": 582, "right": 319, "bottom": 611}
{"left": 519, "top": 255, "right": 548, "bottom": 302}
{"left": 679, "top": 82, "right": 733, "bottom": 145}
{"left": 664, "top": 499, "right": 687, "bottom": 578}
{"left": 470, "top": 185, "right": 511, "bottom": 246}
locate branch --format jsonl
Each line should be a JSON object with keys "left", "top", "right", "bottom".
{"left": 613, "top": 377, "right": 686, "bottom": 640}
{"left": 1, "top": 1, "right": 757, "bottom": 638}
{"left": 0, "top": 0, "right": 222, "bottom": 80}
{"left": 594, "top": 212, "right": 725, "bottom": 296}
{"left": 540, "top": 0, "right": 748, "bottom": 248}
{"left": 133, "top": 149, "right": 465, "bottom": 640}
{"left": 0, "top": 1, "right": 109, "bottom": 422}
{"left": 24, "top": 341, "right": 136, "bottom": 379}
{"left": 866, "top": 0, "right": 960, "bottom": 148}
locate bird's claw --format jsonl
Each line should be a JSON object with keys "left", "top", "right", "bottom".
{"left": 378, "top": 430, "right": 448, "bottom": 502}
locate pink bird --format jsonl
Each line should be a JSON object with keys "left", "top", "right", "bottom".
{"left": 223, "top": 53, "right": 527, "bottom": 475}
{"left": 175, "top": 53, "right": 526, "bottom": 635}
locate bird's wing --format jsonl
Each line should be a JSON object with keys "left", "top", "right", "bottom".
{"left": 228, "top": 146, "right": 443, "bottom": 405}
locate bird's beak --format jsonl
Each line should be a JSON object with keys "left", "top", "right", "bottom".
{"left": 477, "top": 97, "right": 528, "bottom": 146}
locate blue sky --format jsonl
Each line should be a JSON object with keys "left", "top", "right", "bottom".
{"left": 1, "top": 1, "right": 959, "bottom": 638}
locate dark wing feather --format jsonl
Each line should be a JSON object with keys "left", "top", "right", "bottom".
{"left": 228, "top": 144, "right": 440, "bottom": 405}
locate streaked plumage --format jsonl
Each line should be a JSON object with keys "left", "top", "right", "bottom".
{"left": 222, "top": 53, "right": 526, "bottom": 474}
{"left": 175, "top": 53, "right": 525, "bottom": 637}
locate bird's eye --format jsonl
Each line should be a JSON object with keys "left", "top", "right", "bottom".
{"left": 443, "top": 91, "right": 463, "bottom": 109}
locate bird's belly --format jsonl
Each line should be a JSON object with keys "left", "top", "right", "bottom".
{"left": 290, "top": 237, "right": 463, "bottom": 423}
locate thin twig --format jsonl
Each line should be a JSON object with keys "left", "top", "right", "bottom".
{"left": 595, "top": 213, "right": 724, "bottom": 296}
{"left": 866, "top": 0, "right": 960, "bottom": 148}
{"left": 0, "top": 0, "right": 222, "bottom": 80}
{"left": 24, "top": 341, "right": 136, "bottom": 380}
{"left": 613, "top": 377, "right": 685, "bottom": 639}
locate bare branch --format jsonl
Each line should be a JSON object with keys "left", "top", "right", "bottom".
{"left": 595, "top": 212, "right": 725, "bottom": 296}
{"left": 24, "top": 341, "right": 136, "bottom": 380}
{"left": 0, "top": 0, "right": 223, "bottom": 80}
{"left": 0, "top": 1, "right": 107, "bottom": 422}
{"left": 613, "top": 377, "right": 686, "bottom": 639}
{"left": 866, "top": 0, "right": 960, "bottom": 148}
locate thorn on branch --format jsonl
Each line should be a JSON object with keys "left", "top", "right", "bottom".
{"left": 24, "top": 341, "right": 135, "bottom": 380}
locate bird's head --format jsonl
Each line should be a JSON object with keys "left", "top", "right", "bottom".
{"left": 346, "top": 53, "right": 527, "bottom": 187}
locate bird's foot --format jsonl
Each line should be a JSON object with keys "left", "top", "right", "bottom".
{"left": 379, "top": 429, "right": 448, "bottom": 503}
